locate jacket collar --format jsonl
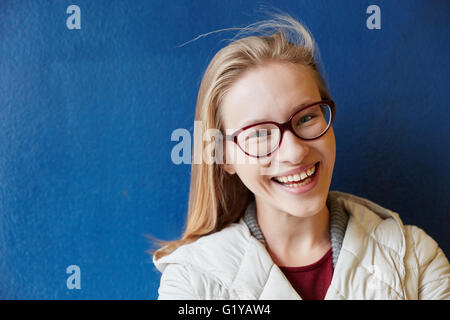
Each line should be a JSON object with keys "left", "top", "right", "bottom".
{"left": 154, "top": 191, "right": 407, "bottom": 299}
{"left": 333, "top": 191, "right": 406, "bottom": 258}
{"left": 325, "top": 191, "right": 407, "bottom": 299}
{"left": 230, "top": 234, "right": 301, "bottom": 299}
{"left": 232, "top": 191, "right": 408, "bottom": 299}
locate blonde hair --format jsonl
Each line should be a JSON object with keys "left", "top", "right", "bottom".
{"left": 151, "top": 13, "right": 332, "bottom": 260}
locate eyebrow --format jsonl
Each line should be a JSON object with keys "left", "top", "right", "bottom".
{"left": 238, "top": 100, "right": 318, "bottom": 129}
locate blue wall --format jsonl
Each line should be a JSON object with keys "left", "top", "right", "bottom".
{"left": 0, "top": 0, "right": 448, "bottom": 299}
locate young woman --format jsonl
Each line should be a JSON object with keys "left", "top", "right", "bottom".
{"left": 152, "top": 14, "right": 450, "bottom": 300}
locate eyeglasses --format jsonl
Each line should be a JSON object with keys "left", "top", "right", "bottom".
{"left": 224, "top": 100, "right": 336, "bottom": 158}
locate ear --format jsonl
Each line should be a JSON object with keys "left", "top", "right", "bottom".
{"left": 220, "top": 163, "right": 236, "bottom": 175}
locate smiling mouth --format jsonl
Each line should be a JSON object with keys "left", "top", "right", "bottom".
{"left": 270, "top": 162, "right": 319, "bottom": 187}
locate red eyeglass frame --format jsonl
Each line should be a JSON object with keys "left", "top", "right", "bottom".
{"left": 224, "top": 100, "right": 336, "bottom": 158}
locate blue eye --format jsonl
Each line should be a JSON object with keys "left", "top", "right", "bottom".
{"left": 298, "top": 115, "right": 315, "bottom": 124}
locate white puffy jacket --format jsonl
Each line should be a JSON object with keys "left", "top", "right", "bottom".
{"left": 153, "top": 191, "right": 450, "bottom": 299}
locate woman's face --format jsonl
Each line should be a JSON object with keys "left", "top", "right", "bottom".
{"left": 220, "top": 61, "right": 336, "bottom": 218}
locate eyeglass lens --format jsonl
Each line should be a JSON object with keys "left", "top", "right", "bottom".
{"left": 237, "top": 103, "right": 332, "bottom": 157}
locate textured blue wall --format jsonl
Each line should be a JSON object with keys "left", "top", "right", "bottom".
{"left": 0, "top": 0, "right": 448, "bottom": 299}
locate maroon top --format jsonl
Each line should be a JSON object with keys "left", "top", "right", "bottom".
{"left": 279, "top": 247, "right": 334, "bottom": 300}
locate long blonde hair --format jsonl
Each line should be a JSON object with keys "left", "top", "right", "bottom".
{"left": 152, "top": 13, "right": 332, "bottom": 260}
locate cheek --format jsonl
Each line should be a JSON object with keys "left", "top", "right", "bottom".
{"left": 328, "top": 129, "right": 336, "bottom": 161}
{"left": 320, "top": 129, "right": 336, "bottom": 172}
{"left": 234, "top": 163, "right": 269, "bottom": 191}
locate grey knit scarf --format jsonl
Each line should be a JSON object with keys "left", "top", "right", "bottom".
{"left": 243, "top": 191, "right": 349, "bottom": 269}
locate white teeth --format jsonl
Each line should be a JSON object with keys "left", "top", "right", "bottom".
{"left": 274, "top": 164, "right": 317, "bottom": 184}
{"left": 285, "top": 177, "right": 312, "bottom": 187}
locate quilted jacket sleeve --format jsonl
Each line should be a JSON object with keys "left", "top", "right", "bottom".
{"left": 157, "top": 263, "right": 200, "bottom": 300}
{"left": 157, "top": 263, "right": 233, "bottom": 299}
{"left": 409, "top": 225, "right": 450, "bottom": 300}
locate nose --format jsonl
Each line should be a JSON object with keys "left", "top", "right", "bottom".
{"left": 275, "top": 129, "right": 310, "bottom": 163}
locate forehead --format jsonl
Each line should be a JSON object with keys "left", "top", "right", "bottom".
{"left": 220, "top": 61, "right": 321, "bottom": 131}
